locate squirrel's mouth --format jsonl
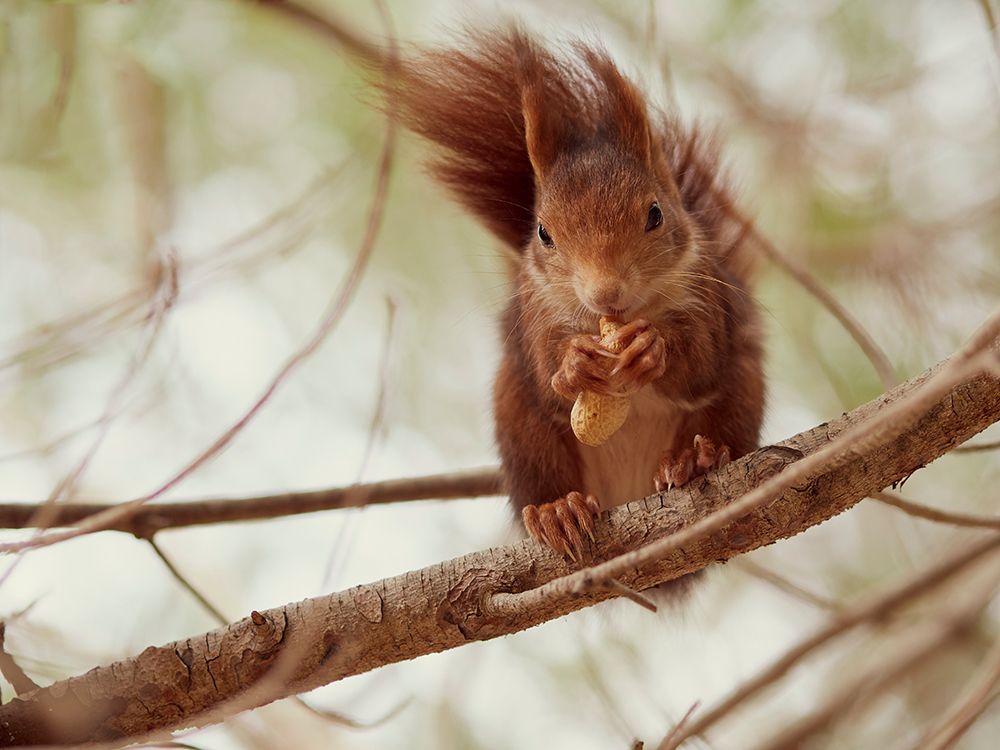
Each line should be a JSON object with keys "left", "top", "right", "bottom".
{"left": 581, "top": 302, "right": 635, "bottom": 320}
{"left": 600, "top": 307, "right": 628, "bottom": 319}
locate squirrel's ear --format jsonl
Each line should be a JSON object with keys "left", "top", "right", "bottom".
{"left": 522, "top": 82, "right": 561, "bottom": 178}
{"left": 610, "top": 80, "right": 652, "bottom": 166}
{"left": 583, "top": 49, "right": 652, "bottom": 166}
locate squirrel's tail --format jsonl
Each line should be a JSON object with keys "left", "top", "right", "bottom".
{"left": 662, "top": 121, "right": 759, "bottom": 284}
{"left": 381, "top": 27, "right": 544, "bottom": 250}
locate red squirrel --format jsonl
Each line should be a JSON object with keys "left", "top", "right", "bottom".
{"left": 387, "top": 27, "right": 764, "bottom": 560}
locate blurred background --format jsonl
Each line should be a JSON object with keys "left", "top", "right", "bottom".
{"left": 1, "top": 0, "right": 999, "bottom": 748}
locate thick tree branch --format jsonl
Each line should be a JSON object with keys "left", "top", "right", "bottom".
{"left": 1, "top": 342, "right": 998, "bottom": 746}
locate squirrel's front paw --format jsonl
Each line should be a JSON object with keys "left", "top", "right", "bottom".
{"left": 605, "top": 318, "right": 666, "bottom": 394}
{"left": 551, "top": 334, "right": 619, "bottom": 400}
{"left": 522, "top": 492, "right": 601, "bottom": 561}
{"left": 654, "top": 434, "right": 731, "bottom": 491}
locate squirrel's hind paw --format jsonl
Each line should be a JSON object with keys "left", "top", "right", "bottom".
{"left": 522, "top": 492, "right": 601, "bottom": 562}
{"left": 654, "top": 434, "right": 731, "bottom": 492}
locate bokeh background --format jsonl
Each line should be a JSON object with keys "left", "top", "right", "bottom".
{"left": 2, "top": 0, "right": 999, "bottom": 748}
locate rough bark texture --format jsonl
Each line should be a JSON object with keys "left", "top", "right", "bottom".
{"left": 1, "top": 365, "right": 998, "bottom": 747}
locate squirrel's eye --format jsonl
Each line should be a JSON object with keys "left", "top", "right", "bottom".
{"left": 646, "top": 202, "right": 663, "bottom": 232}
{"left": 537, "top": 223, "right": 555, "bottom": 248}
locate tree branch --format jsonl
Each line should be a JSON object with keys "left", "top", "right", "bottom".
{"left": 752, "top": 600, "right": 990, "bottom": 750}
{"left": 915, "top": 630, "right": 1000, "bottom": 750}
{"left": 870, "top": 490, "right": 1000, "bottom": 531}
{"left": 658, "top": 537, "right": 1000, "bottom": 749}
{"left": 0, "top": 468, "right": 503, "bottom": 537}
{"left": 1, "top": 337, "right": 998, "bottom": 746}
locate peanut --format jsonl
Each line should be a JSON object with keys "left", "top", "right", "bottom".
{"left": 570, "top": 317, "right": 630, "bottom": 446}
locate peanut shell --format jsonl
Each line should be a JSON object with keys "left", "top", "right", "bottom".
{"left": 571, "top": 317, "right": 630, "bottom": 446}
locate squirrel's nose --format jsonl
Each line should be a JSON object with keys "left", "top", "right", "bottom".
{"left": 586, "top": 283, "right": 627, "bottom": 315}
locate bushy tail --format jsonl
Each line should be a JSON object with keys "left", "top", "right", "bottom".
{"left": 663, "top": 121, "right": 759, "bottom": 283}
{"left": 382, "top": 27, "right": 542, "bottom": 250}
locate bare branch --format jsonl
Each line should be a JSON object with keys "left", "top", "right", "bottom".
{"left": 657, "top": 538, "right": 1000, "bottom": 750}
{"left": 733, "top": 559, "right": 841, "bottom": 611}
{"left": 252, "top": 0, "right": 387, "bottom": 69}
{"left": 915, "top": 631, "right": 1000, "bottom": 750}
{"left": 1, "top": 331, "right": 998, "bottom": 746}
{"left": 0, "top": 64, "right": 398, "bottom": 556}
{"left": 148, "top": 535, "right": 390, "bottom": 732}
{"left": 953, "top": 438, "right": 1000, "bottom": 453}
{"left": 747, "top": 229, "right": 898, "bottom": 391}
{"left": 871, "top": 490, "right": 1000, "bottom": 531}
{"left": 751, "top": 597, "right": 992, "bottom": 750}
{"left": 0, "top": 467, "right": 503, "bottom": 537}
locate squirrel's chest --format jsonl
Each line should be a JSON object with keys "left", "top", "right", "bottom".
{"left": 577, "top": 387, "right": 678, "bottom": 510}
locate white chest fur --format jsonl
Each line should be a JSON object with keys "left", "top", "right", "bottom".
{"left": 578, "top": 386, "right": 678, "bottom": 510}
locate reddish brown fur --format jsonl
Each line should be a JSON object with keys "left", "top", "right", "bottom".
{"left": 387, "top": 27, "right": 764, "bottom": 547}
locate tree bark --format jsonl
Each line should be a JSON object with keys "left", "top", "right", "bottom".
{"left": 1, "top": 362, "right": 998, "bottom": 747}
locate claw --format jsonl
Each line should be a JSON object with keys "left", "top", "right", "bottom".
{"left": 605, "top": 322, "right": 665, "bottom": 391}
{"left": 655, "top": 435, "right": 733, "bottom": 492}
{"left": 566, "top": 492, "right": 599, "bottom": 542}
{"left": 554, "top": 501, "right": 584, "bottom": 560}
{"left": 522, "top": 491, "right": 602, "bottom": 560}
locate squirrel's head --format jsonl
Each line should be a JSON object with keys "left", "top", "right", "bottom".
{"left": 519, "top": 44, "right": 700, "bottom": 325}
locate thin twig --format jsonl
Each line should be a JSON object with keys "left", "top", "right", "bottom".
{"left": 658, "top": 702, "right": 700, "bottom": 750}
{"left": 322, "top": 295, "right": 402, "bottom": 589}
{"left": 603, "top": 579, "right": 658, "bottom": 612}
{"left": 0, "top": 165, "right": 340, "bottom": 384}
{"left": 0, "top": 47, "right": 398, "bottom": 555}
{"left": 356, "top": 296, "right": 400, "bottom": 480}
{"left": 734, "top": 558, "right": 841, "bottom": 611}
{"left": 748, "top": 229, "right": 897, "bottom": 391}
{"left": 147, "top": 538, "right": 228, "bottom": 626}
{"left": 20, "top": 244, "right": 177, "bottom": 534}
{"left": 253, "top": 0, "right": 388, "bottom": 69}
{"left": 871, "top": 491, "right": 1000, "bottom": 531}
{"left": 954, "top": 438, "right": 1000, "bottom": 453}
{"left": 915, "top": 631, "right": 1000, "bottom": 749}
{"left": 657, "top": 537, "right": 1000, "bottom": 750}
{"left": 752, "top": 605, "right": 986, "bottom": 750}
{"left": 976, "top": 0, "right": 1000, "bottom": 102}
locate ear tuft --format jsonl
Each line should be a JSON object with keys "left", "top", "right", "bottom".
{"left": 516, "top": 40, "right": 568, "bottom": 180}
{"left": 579, "top": 47, "right": 652, "bottom": 166}
{"left": 522, "top": 82, "right": 560, "bottom": 178}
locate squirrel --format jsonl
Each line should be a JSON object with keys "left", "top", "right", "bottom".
{"left": 385, "top": 27, "right": 765, "bottom": 561}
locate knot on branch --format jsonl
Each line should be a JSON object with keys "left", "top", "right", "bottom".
{"left": 349, "top": 585, "right": 384, "bottom": 623}
{"left": 238, "top": 610, "right": 285, "bottom": 655}
{"left": 745, "top": 445, "right": 805, "bottom": 485}
{"left": 437, "top": 568, "right": 517, "bottom": 640}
